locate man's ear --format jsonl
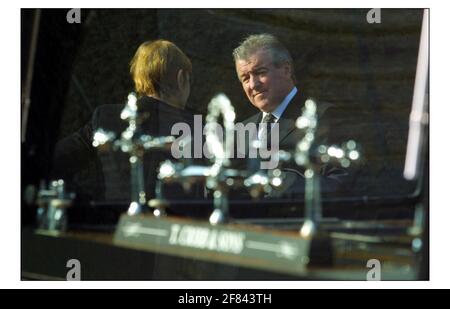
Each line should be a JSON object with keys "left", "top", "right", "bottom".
{"left": 282, "top": 62, "right": 292, "bottom": 77}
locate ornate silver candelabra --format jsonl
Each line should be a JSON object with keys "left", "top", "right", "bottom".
{"left": 294, "top": 99, "right": 360, "bottom": 237}
{"left": 92, "top": 93, "right": 175, "bottom": 216}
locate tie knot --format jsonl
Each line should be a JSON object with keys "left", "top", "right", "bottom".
{"left": 262, "top": 113, "right": 276, "bottom": 124}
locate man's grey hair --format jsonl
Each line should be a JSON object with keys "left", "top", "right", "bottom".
{"left": 232, "top": 33, "right": 296, "bottom": 81}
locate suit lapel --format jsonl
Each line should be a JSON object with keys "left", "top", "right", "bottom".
{"left": 240, "top": 112, "right": 261, "bottom": 157}
{"left": 277, "top": 91, "right": 306, "bottom": 144}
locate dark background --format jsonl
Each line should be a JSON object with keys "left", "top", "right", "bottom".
{"left": 21, "top": 8, "right": 423, "bottom": 199}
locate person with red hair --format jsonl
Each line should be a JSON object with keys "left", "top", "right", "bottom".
{"left": 53, "top": 40, "right": 194, "bottom": 203}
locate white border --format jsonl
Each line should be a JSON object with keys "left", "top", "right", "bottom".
{"left": 2, "top": 0, "right": 448, "bottom": 289}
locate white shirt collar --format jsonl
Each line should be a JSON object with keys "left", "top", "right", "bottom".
{"left": 261, "top": 87, "right": 298, "bottom": 122}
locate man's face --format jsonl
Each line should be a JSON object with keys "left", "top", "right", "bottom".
{"left": 235, "top": 50, "right": 293, "bottom": 113}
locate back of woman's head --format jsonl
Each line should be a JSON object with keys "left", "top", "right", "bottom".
{"left": 130, "top": 40, "right": 192, "bottom": 97}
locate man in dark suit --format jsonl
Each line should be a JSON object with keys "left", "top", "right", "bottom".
{"left": 52, "top": 40, "right": 194, "bottom": 202}
{"left": 233, "top": 33, "right": 346, "bottom": 198}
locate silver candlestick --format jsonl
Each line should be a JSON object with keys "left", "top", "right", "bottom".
{"left": 93, "top": 93, "right": 174, "bottom": 216}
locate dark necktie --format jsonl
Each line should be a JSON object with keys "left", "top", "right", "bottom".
{"left": 262, "top": 113, "right": 276, "bottom": 125}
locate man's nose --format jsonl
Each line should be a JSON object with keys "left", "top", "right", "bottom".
{"left": 248, "top": 74, "right": 260, "bottom": 90}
